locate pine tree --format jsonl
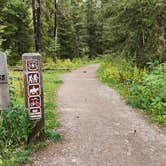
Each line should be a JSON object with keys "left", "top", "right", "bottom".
{"left": 1, "top": 0, "right": 33, "bottom": 64}
{"left": 70, "top": 0, "right": 87, "bottom": 58}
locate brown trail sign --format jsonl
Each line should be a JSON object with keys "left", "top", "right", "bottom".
{"left": 22, "top": 53, "right": 44, "bottom": 143}
{"left": 0, "top": 52, "right": 10, "bottom": 110}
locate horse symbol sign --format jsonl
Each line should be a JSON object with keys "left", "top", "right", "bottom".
{"left": 28, "top": 84, "right": 40, "bottom": 96}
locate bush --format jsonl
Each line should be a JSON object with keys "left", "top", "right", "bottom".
{"left": 98, "top": 57, "right": 166, "bottom": 125}
{"left": 128, "top": 63, "right": 166, "bottom": 122}
{"left": 0, "top": 76, "right": 29, "bottom": 163}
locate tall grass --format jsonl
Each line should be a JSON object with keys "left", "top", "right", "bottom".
{"left": 0, "top": 58, "right": 91, "bottom": 165}
{"left": 97, "top": 57, "right": 166, "bottom": 125}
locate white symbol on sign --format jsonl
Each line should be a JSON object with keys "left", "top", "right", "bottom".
{"left": 32, "top": 109, "right": 39, "bottom": 113}
{"left": 27, "top": 61, "right": 38, "bottom": 71}
{"left": 28, "top": 73, "right": 39, "bottom": 84}
{"left": 30, "top": 86, "right": 39, "bottom": 95}
{"left": 31, "top": 63, "right": 35, "bottom": 68}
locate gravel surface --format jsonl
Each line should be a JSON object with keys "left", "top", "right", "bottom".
{"left": 31, "top": 64, "right": 166, "bottom": 166}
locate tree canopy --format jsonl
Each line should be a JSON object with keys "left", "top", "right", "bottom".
{"left": 0, "top": 0, "right": 165, "bottom": 67}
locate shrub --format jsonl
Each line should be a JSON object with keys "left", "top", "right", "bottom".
{"left": 98, "top": 57, "right": 166, "bottom": 125}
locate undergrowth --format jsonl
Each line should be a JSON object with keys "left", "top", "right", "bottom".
{"left": 0, "top": 58, "right": 92, "bottom": 165}
{"left": 97, "top": 56, "right": 166, "bottom": 125}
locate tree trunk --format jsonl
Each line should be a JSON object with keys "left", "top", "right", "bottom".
{"left": 32, "top": 0, "right": 37, "bottom": 51}
{"left": 36, "top": 0, "right": 41, "bottom": 51}
{"left": 32, "top": 0, "right": 40, "bottom": 52}
{"left": 54, "top": 0, "right": 58, "bottom": 40}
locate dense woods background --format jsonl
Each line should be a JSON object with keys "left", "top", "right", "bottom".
{"left": 0, "top": 0, "right": 165, "bottom": 67}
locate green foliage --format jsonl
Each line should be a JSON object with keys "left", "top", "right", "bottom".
{"left": 45, "top": 130, "right": 62, "bottom": 142}
{"left": 0, "top": 76, "right": 29, "bottom": 165}
{"left": 58, "top": 12, "right": 75, "bottom": 59}
{"left": 0, "top": 107, "right": 28, "bottom": 147}
{"left": 86, "top": 0, "right": 104, "bottom": 57}
{"left": 40, "top": 0, "right": 57, "bottom": 58}
{"left": 1, "top": 0, "right": 165, "bottom": 67}
{"left": 128, "top": 63, "right": 166, "bottom": 123}
{"left": 98, "top": 57, "right": 166, "bottom": 125}
{"left": 0, "top": 0, "right": 33, "bottom": 65}
{"left": 15, "top": 148, "right": 33, "bottom": 164}
{"left": 43, "top": 70, "right": 62, "bottom": 130}
{"left": 103, "top": 0, "right": 166, "bottom": 67}
{"left": 43, "top": 57, "right": 91, "bottom": 70}
{"left": 45, "top": 40, "right": 60, "bottom": 60}
{"left": 0, "top": 59, "right": 90, "bottom": 164}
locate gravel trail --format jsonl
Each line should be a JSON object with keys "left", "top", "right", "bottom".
{"left": 32, "top": 64, "right": 166, "bottom": 166}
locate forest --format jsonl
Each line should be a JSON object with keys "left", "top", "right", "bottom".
{"left": 0, "top": 0, "right": 166, "bottom": 165}
{"left": 0, "top": 0, "right": 165, "bottom": 66}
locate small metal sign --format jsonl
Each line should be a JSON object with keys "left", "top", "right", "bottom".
{"left": 22, "top": 53, "right": 44, "bottom": 143}
{"left": 0, "top": 74, "right": 7, "bottom": 82}
{"left": 0, "top": 74, "right": 8, "bottom": 85}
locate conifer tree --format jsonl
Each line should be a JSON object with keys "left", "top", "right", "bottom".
{"left": 1, "top": 0, "right": 33, "bottom": 64}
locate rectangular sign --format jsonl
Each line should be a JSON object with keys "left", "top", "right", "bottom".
{"left": 0, "top": 74, "right": 6, "bottom": 81}
{"left": 28, "top": 84, "right": 41, "bottom": 96}
{"left": 22, "top": 53, "right": 44, "bottom": 120}
{"left": 27, "top": 72, "right": 40, "bottom": 84}
{"left": 0, "top": 74, "right": 7, "bottom": 84}
{"left": 22, "top": 53, "right": 45, "bottom": 143}
{"left": 26, "top": 60, "right": 39, "bottom": 72}
{"left": 0, "top": 52, "right": 10, "bottom": 109}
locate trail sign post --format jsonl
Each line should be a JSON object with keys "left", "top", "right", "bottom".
{"left": 0, "top": 52, "right": 10, "bottom": 110}
{"left": 22, "top": 53, "right": 44, "bottom": 143}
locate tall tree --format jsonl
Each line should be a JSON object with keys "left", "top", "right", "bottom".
{"left": 70, "top": 0, "right": 87, "bottom": 58}
{"left": 86, "top": 0, "right": 95, "bottom": 58}
{"left": 86, "top": 0, "right": 103, "bottom": 58}
{"left": 32, "top": 0, "right": 41, "bottom": 52}
{"left": 103, "top": 0, "right": 166, "bottom": 66}
{"left": 1, "top": 0, "right": 33, "bottom": 64}
{"left": 54, "top": 0, "right": 58, "bottom": 40}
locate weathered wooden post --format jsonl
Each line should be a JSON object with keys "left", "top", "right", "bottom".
{"left": 22, "top": 53, "right": 44, "bottom": 143}
{"left": 0, "top": 52, "right": 10, "bottom": 110}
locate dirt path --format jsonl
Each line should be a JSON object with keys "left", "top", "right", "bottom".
{"left": 32, "top": 64, "right": 166, "bottom": 166}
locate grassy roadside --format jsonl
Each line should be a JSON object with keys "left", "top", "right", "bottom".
{"left": 97, "top": 57, "right": 166, "bottom": 126}
{"left": 0, "top": 70, "right": 63, "bottom": 165}
{"left": 0, "top": 58, "right": 96, "bottom": 165}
